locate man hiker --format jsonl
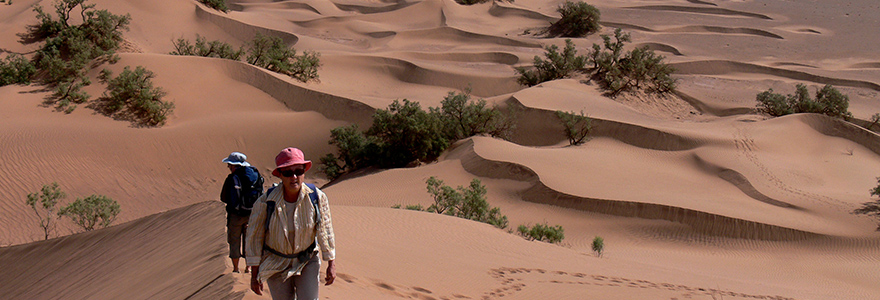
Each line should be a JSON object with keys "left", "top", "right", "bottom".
{"left": 221, "top": 151, "right": 264, "bottom": 273}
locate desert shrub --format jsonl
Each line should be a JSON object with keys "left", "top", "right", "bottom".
{"left": 592, "top": 236, "right": 604, "bottom": 257}
{"left": 756, "top": 84, "right": 852, "bottom": 120}
{"left": 556, "top": 110, "right": 593, "bottom": 145}
{"left": 854, "top": 177, "right": 880, "bottom": 231}
{"left": 515, "top": 39, "right": 586, "bottom": 86}
{"left": 755, "top": 88, "right": 793, "bottom": 117}
{"left": 199, "top": 0, "right": 228, "bottom": 12}
{"left": 517, "top": 223, "right": 565, "bottom": 243}
{"left": 424, "top": 177, "right": 508, "bottom": 229}
{"left": 814, "top": 84, "right": 852, "bottom": 119}
{"left": 98, "top": 66, "right": 174, "bottom": 126}
{"left": 58, "top": 194, "right": 120, "bottom": 231}
{"left": 170, "top": 35, "right": 243, "bottom": 60}
{"left": 866, "top": 113, "right": 880, "bottom": 131}
{"left": 320, "top": 124, "right": 379, "bottom": 180}
{"left": 321, "top": 99, "right": 446, "bottom": 179}
{"left": 246, "top": 33, "right": 320, "bottom": 82}
{"left": 26, "top": 182, "right": 66, "bottom": 240}
{"left": 32, "top": 0, "right": 131, "bottom": 85}
{"left": 0, "top": 54, "right": 37, "bottom": 86}
{"left": 426, "top": 176, "right": 463, "bottom": 215}
{"left": 52, "top": 76, "right": 91, "bottom": 113}
{"left": 368, "top": 99, "right": 448, "bottom": 168}
{"left": 589, "top": 28, "right": 676, "bottom": 95}
{"left": 549, "top": 1, "right": 600, "bottom": 37}
{"left": 433, "top": 89, "right": 517, "bottom": 140}
{"left": 322, "top": 92, "right": 517, "bottom": 180}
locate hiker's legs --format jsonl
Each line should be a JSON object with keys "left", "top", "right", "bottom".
{"left": 293, "top": 254, "right": 321, "bottom": 300}
{"left": 227, "top": 214, "right": 247, "bottom": 272}
{"left": 241, "top": 220, "right": 249, "bottom": 272}
{"left": 267, "top": 272, "right": 295, "bottom": 300}
{"left": 266, "top": 254, "right": 321, "bottom": 300}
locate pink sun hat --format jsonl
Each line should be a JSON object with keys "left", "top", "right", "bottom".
{"left": 272, "top": 147, "right": 312, "bottom": 177}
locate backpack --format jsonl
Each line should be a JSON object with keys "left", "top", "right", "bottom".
{"left": 234, "top": 167, "right": 264, "bottom": 214}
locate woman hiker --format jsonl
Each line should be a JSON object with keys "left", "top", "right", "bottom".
{"left": 245, "top": 147, "right": 337, "bottom": 299}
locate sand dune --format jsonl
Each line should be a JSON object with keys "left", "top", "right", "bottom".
{"left": 0, "top": 201, "right": 237, "bottom": 299}
{"left": 2, "top": 0, "right": 880, "bottom": 299}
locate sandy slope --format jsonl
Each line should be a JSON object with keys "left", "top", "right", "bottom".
{"left": 1, "top": 0, "right": 880, "bottom": 299}
{"left": 0, "top": 201, "right": 239, "bottom": 299}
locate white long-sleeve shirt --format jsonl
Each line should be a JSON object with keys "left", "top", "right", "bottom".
{"left": 245, "top": 184, "right": 336, "bottom": 281}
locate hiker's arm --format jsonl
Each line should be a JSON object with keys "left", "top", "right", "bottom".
{"left": 324, "top": 260, "right": 336, "bottom": 285}
{"left": 244, "top": 195, "right": 267, "bottom": 266}
{"left": 250, "top": 265, "right": 262, "bottom": 295}
{"left": 316, "top": 190, "right": 336, "bottom": 261}
{"left": 220, "top": 175, "right": 234, "bottom": 203}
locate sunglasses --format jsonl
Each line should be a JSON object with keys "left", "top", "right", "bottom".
{"left": 279, "top": 168, "right": 305, "bottom": 178}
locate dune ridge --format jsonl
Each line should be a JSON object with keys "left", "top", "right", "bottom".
{"left": 451, "top": 138, "right": 821, "bottom": 240}
{"left": 670, "top": 60, "right": 880, "bottom": 92}
{"left": 0, "top": 201, "right": 237, "bottom": 300}
{"left": 507, "top": 96, "right": 705, "bottom": 150}
{"left": 215, "top": 57, "right": 376, "bottom": 126}
{"left": 625, "top": 5, "right": 773, "bottom": 20}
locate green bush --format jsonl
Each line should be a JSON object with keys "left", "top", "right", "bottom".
{"left": 517, "top": 223, "right": 565, "bottom": 243}
{"left": 549, "top": 1, "right": 601, "bottom": 37}
{"left": 246, "top": 33, "right": 320, "bottom": 82}
{"left": 98, "top": 66, "right": 174, "bottom": 126}
{"left": 322, "top": 92, "right": 516, "bottom": 180}
{"left": 866, "top": 113, "right": 880, "bottom": 131}
{"left": 0, "top": 54, "right": 37, "bottom": 86}
{"left": 515, "top": 39, "right": 585, "bottom": 87}
{"left": 52, "top": 76, "right": 91, "bottom": 113}
{"left": 368, "top": 99, "right": 448, "bottom": 167}
{"left": 32, "top": 0, "right": 131, "bottom": 85}
{"left": 426, "top": 176, "right": 462, "bottom": 215}
{"left": 589, "top": 28, "right": 676, "bottom": 95}
{"left": 592, "top": 236, "right": 604, "bottom": 257}
{"left": 556, "top": 110, "right": 593, "bottom": 145}
{"left": 26, "top": 182, "right": 66, "bottom": 240}
{"left": 424, "top": 177, "right": 508, "bottom": 229}
{"left": 170, "top": 35, "right": 243, "bottom": 60}
{"left": 200, "top": 0, "right": 228, "bottom": 12}
{"left": 58, "top": 194, "right": 120, "bottom": 231}
{"left": 756, "top": 84, "right": 852, "bottom": 120}
{"left": 433, "top": 89, "right": 517, "bottom": 140}
{"left": 854, "top": 177, "right": 880, "bottom": 230}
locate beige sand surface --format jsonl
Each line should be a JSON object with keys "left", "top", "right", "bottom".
{"left": 1, "top": 0, "right": 880, "bottom": 299}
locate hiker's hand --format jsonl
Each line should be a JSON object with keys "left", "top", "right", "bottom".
{"left": 250, "top": 266, "right": 263, "bottom": 295}
{"left": 324, "top": 260, "right": 336, "bottom": 286}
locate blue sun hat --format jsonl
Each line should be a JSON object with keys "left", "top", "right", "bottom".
{"left": 222, "top": 152, "right": 251, "bottom": 167}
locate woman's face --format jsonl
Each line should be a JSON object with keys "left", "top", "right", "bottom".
{"left": 278, "top": 165, "right": 306, "bottom": 193}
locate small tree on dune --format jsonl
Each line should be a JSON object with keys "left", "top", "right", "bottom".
{"left": 756, "top": 84, "right": 852, "bottom": 120}
{"left": 854, "top": 178, "right": 880, "bottom": 230}
{"left": 246, "top": 33, "right": 321, "bottom": 83}
{"left": 58, "top": 194, "right": 121, "bottom": 231}
{"left": 515, "top": 39, "right": 585, "bottom": 87}
{"left": 556, "top": 110, "right": 593, "bottom": 145}
{"left": 517, "top": 223, "right": 565, "bottom": 243}
{"left": 26, "top": 182, "right": 66, "bottom": 240}
{"left": 549, "top": 1, "right": 601, "bottom": 37}
{"left": 592, "top": 236, "right": 604, "bottom": 257}
{"left": 422, "top": 176, "right": 508, "bottom": 229}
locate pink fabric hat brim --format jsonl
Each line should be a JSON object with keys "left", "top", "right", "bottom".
{"left": 272, "top": 147, "right": 312, "bottom": 177}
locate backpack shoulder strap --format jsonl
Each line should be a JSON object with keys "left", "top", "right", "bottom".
{"left": 305, "top": 183, "right": 321, "bottom": 224}
{"left": 264, "top": 186, "right": 277, "bottom": 230}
